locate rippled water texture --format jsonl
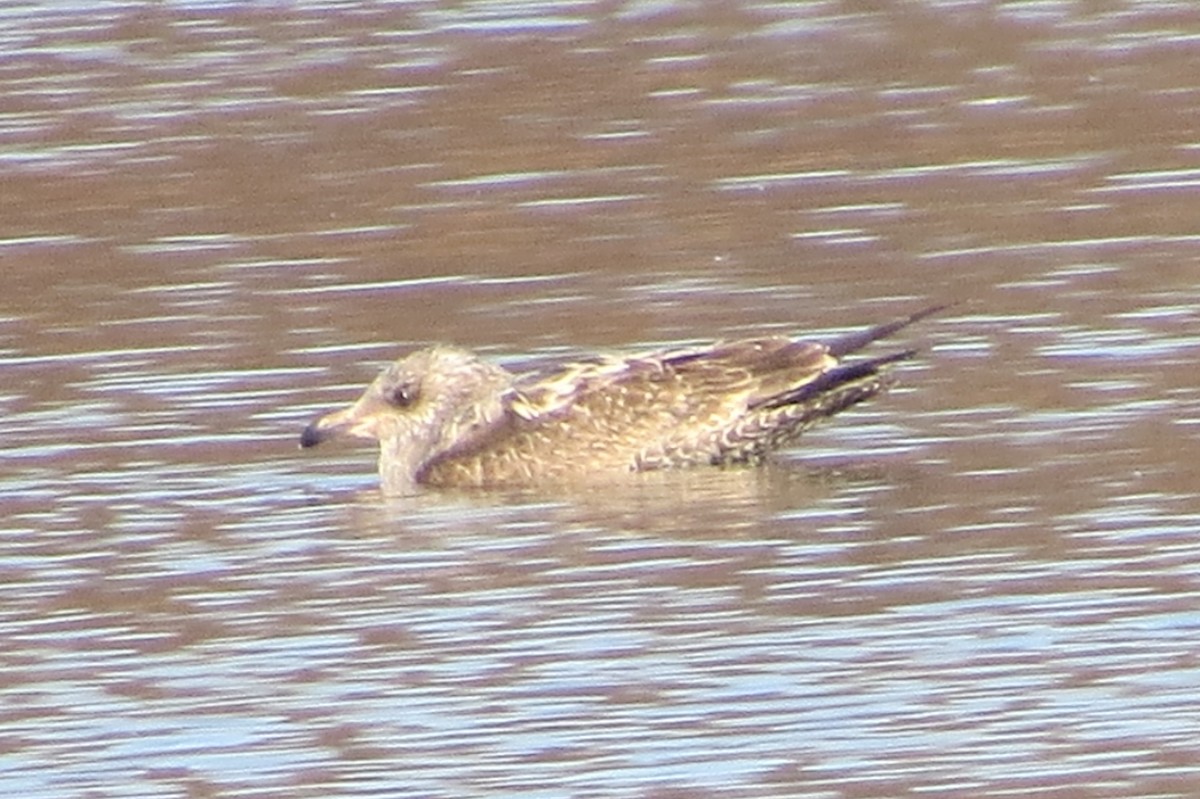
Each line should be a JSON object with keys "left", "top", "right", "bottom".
{"left": 4, "top": 2, "right": 1200, "bottom": 797}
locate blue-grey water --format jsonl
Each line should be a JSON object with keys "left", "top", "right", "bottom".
{"left": 3, "top": 2, "right": 1200, "bottom": 797}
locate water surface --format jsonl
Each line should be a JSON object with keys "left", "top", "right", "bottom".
{"left": 3, "top": 2, "right": 1200, "bottom": 797}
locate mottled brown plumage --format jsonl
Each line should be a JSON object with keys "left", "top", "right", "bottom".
{"left": 300, "top": 306, "right": 943, "bottom": 494}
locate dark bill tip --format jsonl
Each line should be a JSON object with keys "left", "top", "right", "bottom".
{"left": 299, "top": 421, "right": 326, "bottom": 449}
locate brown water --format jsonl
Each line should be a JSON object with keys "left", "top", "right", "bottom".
{"left": 4, "top": 2, "right": 1200, "bottom": 797}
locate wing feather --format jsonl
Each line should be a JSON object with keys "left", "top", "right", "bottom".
{"left": 497, "top": 338, "right": 837, "bottom": 468}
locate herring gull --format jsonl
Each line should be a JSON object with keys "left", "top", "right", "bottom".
{"left": 300, "top": 305, "right": 945, "bottom": 494}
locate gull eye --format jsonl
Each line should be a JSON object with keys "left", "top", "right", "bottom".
{"left": 388, "top": 382, "right": 418, "bottom": 408}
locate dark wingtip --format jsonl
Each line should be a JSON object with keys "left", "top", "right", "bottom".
{"left": 826, "top": 302, "right": 954, "bottom": 358}
{"left": 752, "top": 347, "right": 917, "bottom": 410}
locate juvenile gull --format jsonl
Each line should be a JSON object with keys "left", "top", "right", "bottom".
{"left": 300, "top": 306, "right": 944, "bottom": 495}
